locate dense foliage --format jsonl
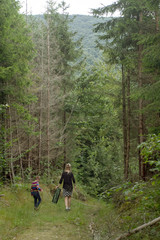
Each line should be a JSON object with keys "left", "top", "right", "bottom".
{"left": 0, "top": 0, "right": 35, "bottom": 182}
{"left": 92, "top": 0, "right": 160, "bottom": 181}
{"left": 73, "top": 63, "right": 122, "bottom": 194}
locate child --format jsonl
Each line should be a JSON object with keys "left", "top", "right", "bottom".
{"left": 31, "top": 176, "right": 43, "bottom": 210}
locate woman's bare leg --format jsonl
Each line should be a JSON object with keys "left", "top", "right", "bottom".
{"left": 65, "top": 196, "right": 68, "bottom": 209}
{"left": 68, "top": 196, "right": 71, "bottom": 209}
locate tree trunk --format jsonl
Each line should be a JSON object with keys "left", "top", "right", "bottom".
{"left": 38, "top": 31, "right": 44, "bottom": 174}
{"left": 122, "top": 64, "right": 128, "bottom": 179}
{"left": 155, "top": 10, "right": 159, "bottom": 32}
{"left": 28, "top": 105, "right": 31, "bottom": 171}
{"left": 63, "top": 76, "right": 67, "bottom": 167}
{"left": 15, "top": 115, "right": 24, "bottom": 180}
{"left": 47, "top": 19, "right": 50, "bottom": 178}
{"left": 8, "top": 103, "right": 15, "bottom": 183}
{"left": 25, "top": 0, "right": 28, "bottom": 22}
{"left": 138, "top": 11, "right": 145, "bottom": 180}
{"left": 63, "top": 109, "right": 67, "bottom": 166}
{"left": 126, "top": 72, "right": 130, "bottom": 179}
{"left": 38, "top": 87, "right": 42, "bottom": 174}
{"left": 0, "top": 112, "right": 6, "bottom": 183}
{"left": 0, "top": 81, "right": 7, "bottom": 183}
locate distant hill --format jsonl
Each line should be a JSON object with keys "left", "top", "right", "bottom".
{"left": 69, "top": 15, "right": 108, "bottom": 64}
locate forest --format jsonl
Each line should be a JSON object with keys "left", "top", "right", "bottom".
{"left": 1, "top": 0, "right": 160, "bottom": 239}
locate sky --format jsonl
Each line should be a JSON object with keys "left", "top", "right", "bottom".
{"left": 19, "top": 0, "right": 116, "bottom": 15}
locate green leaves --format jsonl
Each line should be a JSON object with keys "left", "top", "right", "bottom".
{"left": 139, "top": 134, "right": 160, "bottom": 173}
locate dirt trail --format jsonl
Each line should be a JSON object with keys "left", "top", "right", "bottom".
{"left": 1, "top": 186, "right": 108, "bottom": 240}
{"left": 16, "top": 222, "right": 89, "bottom": 240}
{"left": 14, "top": 197, "right": 96, "bottom": 240}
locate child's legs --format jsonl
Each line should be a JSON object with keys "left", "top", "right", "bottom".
{"left": 34, "top": 196, "right": 37, "bottom": 207}
{"left": 37, "top": 192, "right": 41, "bottom": 207}
{"left": 33, "top": 192, "right": 38, "bottom": 208}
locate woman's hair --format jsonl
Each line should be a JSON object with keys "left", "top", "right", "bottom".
{"left": 65, "top": 163, "right": 71, "bottom": 171}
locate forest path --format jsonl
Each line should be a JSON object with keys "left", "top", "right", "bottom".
{"left": 16, "top": 221, "right": 89, "bottom": 240}
{"left": 14, "top": 188, "right": 101, "bottom": 240}
{"left": 1, "top": 185, "right": 121, "bottom": 240}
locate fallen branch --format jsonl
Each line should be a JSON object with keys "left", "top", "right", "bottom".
{"left": 0, "top": 194, "right": 4, "bottom": 197}
{"left": 115, "top": 216, "right": 160, "bottom": 240}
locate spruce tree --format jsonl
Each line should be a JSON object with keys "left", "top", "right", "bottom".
{"left": 92, "top": 0, "right": 160, "bottom": 180}
{"left": 0, "top": 0, "right": 35, "bottom": 182}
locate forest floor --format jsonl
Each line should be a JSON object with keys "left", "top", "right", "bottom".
{"left": 0, "top": 184, "right": 119, "bottom": 240}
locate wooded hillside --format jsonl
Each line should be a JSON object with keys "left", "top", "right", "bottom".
{"left": 68, "top": 14, "right": 107, "bottom": 64}
{"left": 1, "top": 0, "right": 160, "bottom": 198}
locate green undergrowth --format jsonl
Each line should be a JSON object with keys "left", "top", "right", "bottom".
{"left": 0, "top": 184, "right": 35, "bottom": 240}
{"left": 98, "top": 177, "right": 160, "bottom": 239}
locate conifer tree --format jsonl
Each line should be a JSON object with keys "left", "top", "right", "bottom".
{"left": 73, "top": 63, "right": 122, "bottom": 193}
{"left": 92, "top": 0, "right": 160, "bottom": 180}
{"left": 0, "top": 0, "right": 35, "bottom": 182}
{"left": 28, "top": 1, "right": 84, "bottom": 175}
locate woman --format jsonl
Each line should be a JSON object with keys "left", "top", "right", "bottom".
{"left": 57, "top": 163, "right": 76, "bottom": 211}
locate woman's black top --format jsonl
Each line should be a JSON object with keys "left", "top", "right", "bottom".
{"left": 59, "top": 171, "right": 75, "bottom": 191}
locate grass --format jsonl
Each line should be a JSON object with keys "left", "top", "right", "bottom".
{"left": 1, "top": 182, "right": 160, "bottom": 240}
{"left": 0, "top": 184, "right": 97, "bottom": 240}
{"left": 0, "top": 185, "right": 36, "bottom": 240}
